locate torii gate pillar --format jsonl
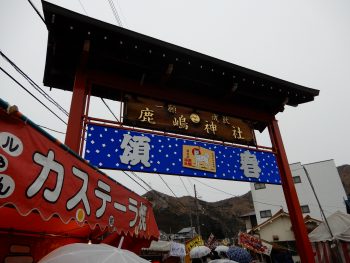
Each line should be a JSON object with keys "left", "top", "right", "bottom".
{"left": 269, "top": 119, "right": 315, "bottom": 262}
{"left": 65, "top": 41, "right": 89, "bottom": 152}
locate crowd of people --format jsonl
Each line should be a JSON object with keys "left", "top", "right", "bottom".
{"left": 191, "top": 246, "right": 254, "bottom": 263}
{"left": 191, "top": 249, "right": 229, "bottom": 262}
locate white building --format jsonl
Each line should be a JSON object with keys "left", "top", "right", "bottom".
{"left": 251, "top": 159, "right": 347, "bottom": 225}
{"left": 249, "top": 210, "right": 321, "bottom": 263}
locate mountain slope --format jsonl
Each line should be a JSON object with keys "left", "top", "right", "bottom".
{"left": 144, "top": 164, "right": 350, "bottom": 240}
{"left": 143, "top": 190, "right": 253, "bottom": 239}
{"left": 338, "top": 164, "right": 350, "bottom": 195}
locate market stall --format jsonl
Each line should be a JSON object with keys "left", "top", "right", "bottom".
{"left": 0, "top": 100, "right": 159, "bottom": 262}
{"left": 141, "top": 240, "right": 186, "bottom": 262}
{"left": 309, "top": 211, "right": 350, "bottom": 262}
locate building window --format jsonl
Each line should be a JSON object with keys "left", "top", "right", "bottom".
{"left": 254, "top": 183, "right": 266, "bottom": 190}
{"left": 301, "top": 205, "right": 310, "bottom": 214}
{"left": 293, "top": 176, "right": 301, "bottom": 184}
{"left": 260, "top": 210, "right": 272, "bottom": 218}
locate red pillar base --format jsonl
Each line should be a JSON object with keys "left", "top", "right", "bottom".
{"left": 269, "top": 119, "right": 315, "bottom": 263}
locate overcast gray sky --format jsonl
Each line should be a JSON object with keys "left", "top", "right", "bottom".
{"left": 1, "top": 0, "right": 349, "bottom": 202}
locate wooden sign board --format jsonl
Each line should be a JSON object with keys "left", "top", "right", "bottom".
{"left": 123, "top": 95, "right": 256, "bottom": 146}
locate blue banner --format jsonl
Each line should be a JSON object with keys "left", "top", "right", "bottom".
{"left": 84, "top": 124, "right": 281, "bottom": 184}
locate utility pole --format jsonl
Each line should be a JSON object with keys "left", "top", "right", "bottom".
{"left": 194, "top": 184, "right": 201, "bottom": 237}
{"left": 303, "top": 166, "right": 343, "bottom": 262}
{"left": 189, "top": 209, "right": 194, "bottom": 238}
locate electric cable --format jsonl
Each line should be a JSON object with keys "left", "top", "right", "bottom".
{"left": 101, "top": 98, "right": 120, "bottom": 122}
{"left": 0, "top": 66, "right": 67, "bottom": 125}
{"left": 107, "top": 0, "right": 123, "bottom": 27}
{"left": 129, "top": 172, "right": 176, "bottom": 204}
{"left": 179, "top": 176, "right": 191, "bottom": 197}
{"left": 126, "top": 171, "right": 172, "bottom": 204}
{"left": 130, "top": 171, "right": 154, "bottom": 191}
{"left": 157, "top": 173, "right": 179, "bottom": 198}
{"left": 0, "top": 50, "right": 69, "bottom": 116}
{"left": 27, "top": 0, "right": 46, "bottom": 26}
{"left": 127, "top": 171, "right": 186, "bottom": 210}
{"left": 186, "top": 177, "right": 194, "bottom": 191}
{"left": 110, "top": 0, "right": 127, "bottom": 28}
{"left": 77, "top": 0, "right": 88, "bottom": 15}
{"left": 157, "top": 173, "right": 188, "bottom": 209}
{"left": 121, "top": 171, "right": 149, "bottom": 192}
{"left": 38, "top": 125, "right": 66, "bottom": 135}
{"left": 190, "top": 177, "right": 284, "bottom": 208}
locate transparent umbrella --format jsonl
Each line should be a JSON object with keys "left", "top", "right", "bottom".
{"left": 189, "top": 245, "right": 211, "bottom": 259}
{"left": 39, "top": 243, "right": 150, "bottom": 263}
{"left": 210, "top": 260, "right": 239, "bottom": 263}
{"left": 215, "top": 245, "right": 229, "bottom": 253}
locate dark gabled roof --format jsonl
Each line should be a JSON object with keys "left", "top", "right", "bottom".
{"left": 250, "top": 209, "right": 321, "bottom": 233}
{"left": 42, "top": 1, "right": 319, "bottom": 126}
{"left": 239, "top": 211, "right": 256, "bottom": 218}
{"left": 177, "top": 227, "right": 195, "bottom": 234}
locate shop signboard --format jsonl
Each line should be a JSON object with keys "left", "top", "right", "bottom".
{"left": 85, "top": 124, "right": 282, "bottom": 184}
{"left": 185, "top": 235, "right": 205, "bottom": 254}
{"left": 123, "top": 95, "right": 256, "bottom": 146}
{"left": 0, "top": 110, "right": 158, "bottom": 238}
{"left": 238, "top": 232, "right": 272, "bottom": 256}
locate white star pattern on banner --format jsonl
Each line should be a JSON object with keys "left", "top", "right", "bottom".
{"left": 84, "top": 124, "right": 282, "bottom": 184}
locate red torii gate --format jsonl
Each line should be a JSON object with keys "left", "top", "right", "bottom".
{"left": 42, "top": 1, "right": 319, "bottom": 261}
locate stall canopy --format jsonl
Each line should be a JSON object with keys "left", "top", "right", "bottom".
{"left": 309, "top": 211, "right": 350, "bottom": 262}
{"left": 0, "top": 99, "right": 159, "bottom": 261}
{"left": 309, "top": 211, "right": 350, "bottom": 242}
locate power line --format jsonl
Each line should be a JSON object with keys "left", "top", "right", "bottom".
{"left": 121, "top": 171, "right": 149, "bottom": 192}
{"left": 110, "top": 0, "right": 127, "bottom": 28}
{"left": 124, "top": 171, "right": 172, "bottom": 205}
{"left": 179, "top": 176, "right": 191, "bottom": 197}
{"left": 0, "top": 66, "right": 67, "bottom": 125}
{"left": 130, "top": 171, "right": 154, "bottom": 191}
{"left": 38, "top": 125, "right": 66, "bottom": 135}
{"left": 191, "top": 177, "right": 238, "bottom": 197}
{"left": 0, "top": 50, "right": 69, "bottom": 116}
{"left": 77, "top": 0, "right": 88, "bottom": 15}
{"left": 157, "top": 173, "right": 179, "bottom": 198}
{"left": 157, "top": 174, "right": 190, "bottom": 211}
{"left": 190, "top": 177, "right": 283, "bottom": 208}
{"left": 101, "top": 98, "right": 120, "bottom": 122}
{"left": 27, "top": 0, "right": 47, "bottom": 26}
{"left": 107, "top": 0, "right": 123, "bottom": 27}
{"left": 156, "top": 174, "right": 189, "bottom": 209}
{"left": 125, "top": 171, "right": 186, "bottom": 210}
{"left": 186, "top": 177, "right": 194, "bottom": 189}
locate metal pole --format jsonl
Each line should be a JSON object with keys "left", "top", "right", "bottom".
{"left": 303, "top": 166, "right": 333, "bottom": 237}
{"left": 189, "top": 210, "right": 194, "bottom": 238}
{"left": 194, "top": 184, "right": 201, "bottom": 237}
{"left": 303, "top": 166, "right": 342, "bottom": 262}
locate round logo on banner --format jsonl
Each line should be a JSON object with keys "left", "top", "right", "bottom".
{"left": 0, "top": 132, "right": 23, "bottom": 157}
{"left": 0, "top": 154, "right": 8, "bottom": 172}
{"left": 0, "top": 174, "right": 15, "bottom": 198}
{"left": 76, "top": 208, "right": 85, "bottom": 222}
{"left": 109, "top": 215, "right": 115, "bottom": 227}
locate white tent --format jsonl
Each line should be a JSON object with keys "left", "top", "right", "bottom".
{"left": 143, "top": 240, "right": 186, "bottom": 257}
{"left": 309, "top": 211, "right": 350, "bottom": 242}
{"left": 143, "top": 240, "right": 172, "bottom": 252}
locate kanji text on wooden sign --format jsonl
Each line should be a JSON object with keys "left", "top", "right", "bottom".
{"left": 123, "top": 95, "right": 256, "bottom": 146}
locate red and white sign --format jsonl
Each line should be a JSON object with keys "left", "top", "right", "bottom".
{"left": 238, "top": 232, "right": 272, "bottom": 256}
{"left": 0, "top": 109, "right": 159, "bottom": 239}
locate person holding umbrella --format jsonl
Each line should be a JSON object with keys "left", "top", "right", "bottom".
{"left": 226, "top": 246, "right": 253, "bottom": 263}
{"left": 190, "top": 245, "right": 211, "bottom": 263}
